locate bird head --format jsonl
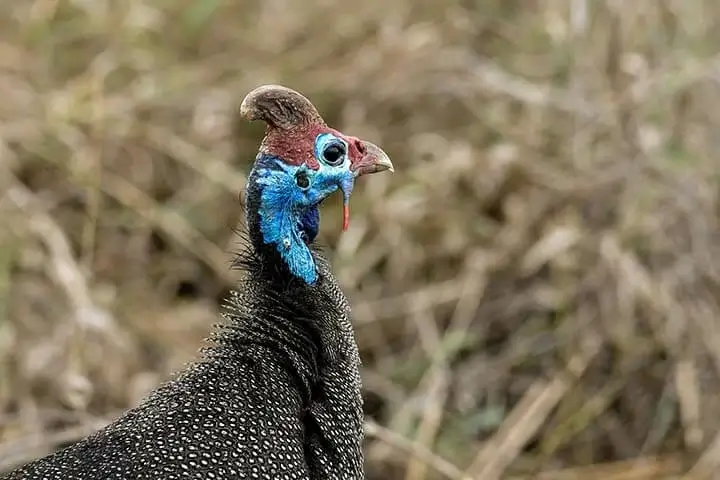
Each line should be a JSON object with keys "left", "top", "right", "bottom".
{"left": 240, "top": 84, "right": 393, "bottom": 284}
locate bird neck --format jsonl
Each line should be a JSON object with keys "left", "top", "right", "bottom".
{"left": 245, "top": 154, "right": 321, "bottom": 285}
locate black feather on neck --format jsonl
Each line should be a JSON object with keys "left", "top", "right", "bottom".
{"left": 203, "top": 180, "right": 342, "bottom": 402}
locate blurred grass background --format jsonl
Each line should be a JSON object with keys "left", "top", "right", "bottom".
{"left": 1, "top": 0, "right": 720, "bottom": 478}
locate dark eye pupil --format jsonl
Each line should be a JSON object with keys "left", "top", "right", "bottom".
{"left": 295, "top": 171, "right": 309, "bottom": 188}
{"left": 323, "top": 144, "right": 344, "bottom": 165}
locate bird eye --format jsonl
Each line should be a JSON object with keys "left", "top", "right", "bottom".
{"left": 295, "top": 171, "right": 310, "bottom": 189}
{"left": 322, "top": 143, "right": 345, "bottom": 166}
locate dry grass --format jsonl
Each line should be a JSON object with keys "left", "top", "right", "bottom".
{"left": 1, "top": 0, "right": 720, "bottom": 478}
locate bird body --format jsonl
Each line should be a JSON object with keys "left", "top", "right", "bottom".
{"left": 2, "top": 85, "right": 393, "bottom": 480}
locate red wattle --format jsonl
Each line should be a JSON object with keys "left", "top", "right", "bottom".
{"left": 342, "top": 205, "right": 350, "bottom": 231}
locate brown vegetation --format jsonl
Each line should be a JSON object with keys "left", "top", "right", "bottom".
{"left": 1, "top": 0, "right": 720, "bottom": 478}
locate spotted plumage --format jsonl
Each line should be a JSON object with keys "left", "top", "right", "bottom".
{"left": 2, "top": 85, "right": 393, "bottom": 480}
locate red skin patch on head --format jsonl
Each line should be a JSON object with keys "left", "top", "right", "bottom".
{"left": 260, "top": 123, "right": 324, "bottom": 170}
{"left": 259, "top": 124, "right": 366, "bottom": 171}
{"left": 336, "top": 132, "right": 367, "bottom": 169}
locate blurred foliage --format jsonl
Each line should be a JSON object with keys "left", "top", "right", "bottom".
{"left": 1, "top": 0, "right": 720, "bottom": 478}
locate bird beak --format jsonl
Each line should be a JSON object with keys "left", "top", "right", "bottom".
{"left": 351, "top": 141, "right": 394, "bottom": 177}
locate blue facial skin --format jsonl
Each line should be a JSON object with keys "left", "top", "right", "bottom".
{"left": 253, "top": 133, "right": 356, "bottom": 285}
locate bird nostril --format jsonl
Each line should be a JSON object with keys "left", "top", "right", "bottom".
{"left": 355, "top": 140, "right": 366, "bottom": 155}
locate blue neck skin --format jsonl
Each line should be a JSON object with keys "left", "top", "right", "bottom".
{"left": 248, "top": 153, "right": 354, "bottom": 285}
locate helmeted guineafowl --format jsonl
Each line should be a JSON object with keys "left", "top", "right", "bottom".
{"left": 2, "top": 84, "right": 393, "bottom": 480}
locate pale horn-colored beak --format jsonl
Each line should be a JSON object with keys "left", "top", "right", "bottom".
{"left": 374, "top": 152, "right": 394, "bottom": 173}
{"left": 351, "top": 141, "right": 394, "bottom": 177}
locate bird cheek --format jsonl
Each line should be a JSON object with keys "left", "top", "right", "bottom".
{"left": 303, "top": 188, "right": 326, "bottom": 205}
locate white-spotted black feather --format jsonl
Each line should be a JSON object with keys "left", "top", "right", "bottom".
{"left": 3, "top": 225, "right": 364, "bottom": 480}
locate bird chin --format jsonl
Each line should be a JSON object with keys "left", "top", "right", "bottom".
{"left": 352, "top": 164, "right": 387, "bottom": 177}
